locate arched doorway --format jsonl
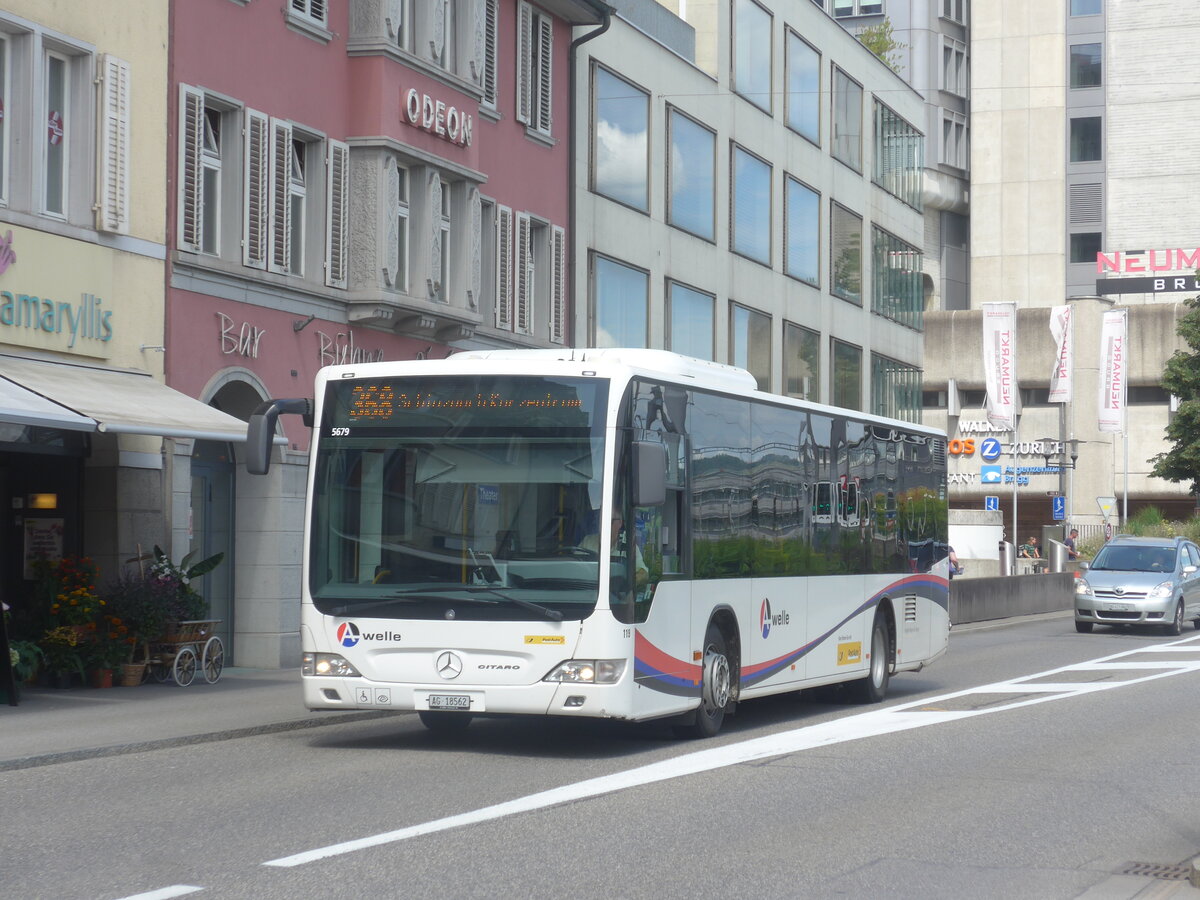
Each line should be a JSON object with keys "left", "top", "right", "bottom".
{"left": 191, "top": 378, "right": 266, "bottom": 664}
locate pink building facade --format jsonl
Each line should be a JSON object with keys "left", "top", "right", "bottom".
{"left": 166, "top": 0, "right": 609, "bottom": 666}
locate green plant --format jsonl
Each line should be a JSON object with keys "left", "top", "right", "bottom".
{"left": 32, "top": 555, "right": 102, "bottom": 628}
{"left": 100, "top": 573, "right": 175, "bottom": 659}
{"left": 9, "top": 640, "right": 45, "bottom": 682}
{"left": 131, "top": 546, "right": 224, "bottom": 621}
{"left": 39, "top": 626, "right": 87, "bottom": 679}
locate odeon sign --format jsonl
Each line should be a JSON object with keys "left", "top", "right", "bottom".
{"left": 402, "top": 88, "right": 474, "bottom": 147}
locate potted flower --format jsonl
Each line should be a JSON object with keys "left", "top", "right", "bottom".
{"left": 9, "top": 639, "right": 45, "bottom": 684}
{"left": 99, "top": 571, "right": 177, "bottom": 685}
{"left": 128, "top": 546, "right": 224, "bottom": 636}
{"left": 39, "top": 625, "right": 87, "bottom": 688}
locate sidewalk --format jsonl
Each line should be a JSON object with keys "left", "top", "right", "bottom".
{"left": 0, "top": 667, "right": 398, "bottom": 771}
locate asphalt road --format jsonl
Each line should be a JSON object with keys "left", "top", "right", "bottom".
{"left": 8, "top": 613, "right": 1200, "bottom": 900}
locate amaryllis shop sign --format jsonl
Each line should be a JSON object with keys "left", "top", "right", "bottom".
{"left": 402, "top": 88, "right": 473, "bottom": 147}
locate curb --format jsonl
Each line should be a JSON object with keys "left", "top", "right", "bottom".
{"left": 0, "top": 709, "right": 402, "bottom": 772}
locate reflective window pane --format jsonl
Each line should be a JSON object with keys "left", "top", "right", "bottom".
{"left": 732, "top": 145, "right": 771, "bottom": 264}
{"left": 734, "top": 0, "right": 772, "bottom": 112}
{"left": 730, "top": 303, "right": 771, "bottom": 390}
{"left": 593, "top": 256, "right": 648, "bottom": 347}
{"left": 832, "top": 66, "right": 862, "bottom": 170}
{"left": 668, "top": 109, "right": 715, "bottom": 240}
{"left": 593, "top": 66, "right": 649, "bottom": 211}
{"left": 1070, "top": 43, "right": 1102, "bottom": 88}
{"left": 784, "top": 322, "right": 819, "bottom": 400}
{"left": 831, "top": 202, "right": 862, "bottom": 304}
{"left": 832, "top": 339, "right": 862, "bottom": 410}
{"left": 785, "top": 176, "right": 819, "bottom": 285}
{"left": 1070, "top": 116, "right": 1102, "bottom": 162}
{"left": 668, "top": 282, "right": 715, "bottom": 360}
{"left": 786, "top": 30, "right": 819, "bottom": 143}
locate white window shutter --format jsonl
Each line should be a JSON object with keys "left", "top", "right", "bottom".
{"left": 383, "top": 156, "right": 400, "bottom": 287}
{"left": 468, "top": 187, "right": 481, "bottom": 309}
{"left": 427, "top": 172, "right": 443, "bottom": 299}
{"left": 430, "top": 0, "right": 446, "bottom": 61}
{"left": 516, "top": 2, "right": 532, "bottom": 125}
{"left": 268, "top": 118, "right": 293, "bottom": 274}
{"left": 495, "top": 205, "right": 513, "bottom": 329}
{"left": 482, "top": 0, "right": 498, "bottom": 105}
{"left": 550, "top": 225, "right": 565, "bottom": 344}
{"left": 178, "top": 85, "right": 204, "bottom": 252}
{"left": 243, "top": 109, "right": 269, "bottom": 269}
{"left": 515, "top": 212, "right": 531, "bottom": 334}
{"left": 97, "top": 55, "right": 131, "bottom": 234}
{"left": 325, "top": 140, "right": 349, "bottom": 289}
{"left": 536, "top": 15, "right": 553, "bottom": 133}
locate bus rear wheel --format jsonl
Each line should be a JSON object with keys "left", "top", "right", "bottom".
{"left": 675, "top": 623, "right": 732, "bottom": 739}
{"left": 849, "top": 612, "right": 891, "bottom": 703}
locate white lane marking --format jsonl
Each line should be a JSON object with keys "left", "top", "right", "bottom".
{"left": 113, "top": 887, "right": 204, "bottom": 900}
{"left": 264, "top": 634, "right": 1200, "bottom": 868}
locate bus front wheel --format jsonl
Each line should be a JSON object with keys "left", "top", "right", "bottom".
{"left": 849, "top": 612, "right": 891, "bottom": 703}
{"left": 675, "top": 623, "right": 732, "bottom": 739}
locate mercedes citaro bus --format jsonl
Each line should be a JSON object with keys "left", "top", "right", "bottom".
{"left": 247, "top": 349, "right": 950, "bottom": 737}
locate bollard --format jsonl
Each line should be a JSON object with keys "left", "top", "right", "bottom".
{"left": 998, "top": 540, "right": 1015, "bottom": 576}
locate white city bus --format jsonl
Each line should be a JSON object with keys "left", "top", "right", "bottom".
{"left": 248, "top": 349, "right": 950, "bottom": 737}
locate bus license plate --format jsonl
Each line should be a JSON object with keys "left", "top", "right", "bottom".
{"left": 428, "top": 694, "right": 471, "bottom": 711}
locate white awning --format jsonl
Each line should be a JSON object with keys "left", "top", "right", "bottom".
{"left": 0, "top": 374, "right": 96, "bottom": 431}
{"left": 0, "top": 355, "right": 250, "bottom": 442}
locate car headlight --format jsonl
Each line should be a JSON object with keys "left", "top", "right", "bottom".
{"left": 302, "top": 652, "right": 361, "bottom": 677}
{"left": 1146, "top": 581, "right": 1174, "bottom": 600}
{"left": 1074, "top": 579, "right": 1093, "bottom": 597}
{"left": 543, "top": 659, "right": 626, "bottom": 684}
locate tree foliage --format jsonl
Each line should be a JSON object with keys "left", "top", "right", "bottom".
{"left": 1150, "top": 293, "right": 1200, "bottom": 494}
{"left": 857, "top": 20, "right": 906, "bottom": 75}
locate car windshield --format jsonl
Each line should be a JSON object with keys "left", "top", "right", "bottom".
{"left": 1090, "top": 545, "right": 1176, "bottom": 573}
{"left": 309, "top": 374, "right": 609, "bottom": 621}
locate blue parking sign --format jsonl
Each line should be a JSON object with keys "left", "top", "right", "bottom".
{"left": 1052, "top": 495, "right": 1065, "bottom": 520}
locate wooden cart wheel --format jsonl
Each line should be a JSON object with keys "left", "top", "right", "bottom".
{"left": 172, "top": 646, "right": 198, "bottom": 687}
{"left": 202, "top": 636, "right": 225, "bottom": 684}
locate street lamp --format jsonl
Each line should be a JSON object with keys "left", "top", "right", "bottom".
{"left": 1039, "top": 436, "right": 1079, "bottom": 527}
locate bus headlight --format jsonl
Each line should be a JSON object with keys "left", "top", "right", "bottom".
{"left": 543, "top": 659, "right": 626, "bottom": 684}
{"left": 302, "top": 652, "right": 361, "bottom": 677}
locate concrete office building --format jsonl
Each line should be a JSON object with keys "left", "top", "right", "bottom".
{"left": 921, "top": 0, "right": 1198, "bottom": 543}
{"left": 819, "top": 0, "right": 972, "bottom": 314}
{"left": 576, "top": 0, "right": 929, "bottom": 420}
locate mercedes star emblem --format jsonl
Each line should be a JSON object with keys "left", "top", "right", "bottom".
{"left": 436, "top": 651, "right": 463, "bottom": 680}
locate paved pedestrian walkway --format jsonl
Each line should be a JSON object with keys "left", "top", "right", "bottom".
{"left": 0, "top": 667, "right": 397, "bottom": 770}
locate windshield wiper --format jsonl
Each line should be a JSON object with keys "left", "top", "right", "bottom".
{"left": 451, "top": 586, "right": 564, "bottom": 622}
{"left": 327, "top": 597, "right": 421, "bottom": 616}
{"left": 330, "top": 585, "right": 563, "bottom": 622}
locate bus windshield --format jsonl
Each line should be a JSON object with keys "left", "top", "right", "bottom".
{"left": 310, "top": 374, "right": 609, "bottom": 621}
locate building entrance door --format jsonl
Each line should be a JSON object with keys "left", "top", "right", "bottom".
{"left": 191, "top": 441, "right": 235, "bottom": 662}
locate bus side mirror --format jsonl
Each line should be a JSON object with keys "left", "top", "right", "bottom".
{"left": 246, "top": 398, "right": 312, "bottom": 475}
{"left": 633, "top": 441, "right": 667, "bottom": 507}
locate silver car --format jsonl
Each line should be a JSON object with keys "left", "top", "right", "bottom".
{"left": 1074, "top": 535, "right": 1200, "bottom": 634}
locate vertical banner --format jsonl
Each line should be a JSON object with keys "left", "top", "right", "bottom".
{"left": 1048, "top": 305, "right": 1073, "bottom": 403}
{"left": 1098, "top": 308, "right": 1127, "bottom": 433}
{"left": 982, "top": 302, "right": 1018, "bottom": 430}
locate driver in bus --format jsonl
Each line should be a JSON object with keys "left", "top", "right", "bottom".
{"left": 580, "top": 511, "right": 648, "bottom": 590}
